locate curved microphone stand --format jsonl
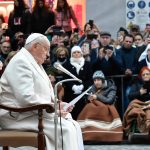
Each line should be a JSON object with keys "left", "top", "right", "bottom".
{"left": 54, "top": 78, "right": 81, "bottom": 150}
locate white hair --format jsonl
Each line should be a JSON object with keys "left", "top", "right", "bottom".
{"left": 24, "top": 35, "right": 50, "bottom": 50}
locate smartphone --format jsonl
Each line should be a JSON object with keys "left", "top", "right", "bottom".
{"left": 52, "top": 26, "right": 63, "bottom": 35}
{"left": 87, "top": 34, "right": 98, "bottom": 40}
{"left": 89, "top": 20, "right": 94, "bottom": 28}
{"left": 74, "top": 28, "right": 79, "bottom": 33}
{"left": 104, "top": 45, "right": 113, "bottom": 51}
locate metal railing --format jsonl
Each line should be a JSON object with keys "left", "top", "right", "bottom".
{"left": 55, "top": 74, "right": 138, "bottom": 118}
{"left": 107, "top": 74, "right": 138, "bottom": 118}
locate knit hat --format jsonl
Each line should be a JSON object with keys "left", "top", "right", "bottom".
{"left": 71, "top": 45, "right": 83, "bottom": 55}
{"left": 93, "top": 70, "right": 105, "bottom": 80}
{"left": 25, "top": 33, "right": 46, "bottom": 45}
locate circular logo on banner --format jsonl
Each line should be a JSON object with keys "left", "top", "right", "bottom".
{"left": 127, "top": 1, "right": 135, "bottom": 9}
{"left": 127, "top": 11, "right": 135, "bottom": 19}
{"left": 138, "top": 1, "right": 146, "bottom": 9}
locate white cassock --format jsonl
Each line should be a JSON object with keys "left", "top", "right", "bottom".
{"left": 0, "top": 48, "right": 84, "bottom": 150}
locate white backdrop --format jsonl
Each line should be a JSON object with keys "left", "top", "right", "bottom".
{"left": 86, "top": 0, "right": 126, "bottom": 38}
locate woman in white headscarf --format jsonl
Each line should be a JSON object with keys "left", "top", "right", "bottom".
{"left": 138, "top": 44, "right": 150, "bottom": 71}
{"left": 62, "top": 45, "right": 93, "bottom": 120}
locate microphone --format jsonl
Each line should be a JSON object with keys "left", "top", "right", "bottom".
{"left": 53, "top": 62, "right": 82, "bottom": 149}
{"left": 54, "top": 62, "right": 82, "bottom": 83}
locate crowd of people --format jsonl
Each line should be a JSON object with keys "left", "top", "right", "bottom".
{"left": 0, "top": 0, "right": 150, "bottom": 147}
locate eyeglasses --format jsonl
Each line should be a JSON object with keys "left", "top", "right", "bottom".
{"left": 142, "top": 73, "right": 150, "bottom": 77}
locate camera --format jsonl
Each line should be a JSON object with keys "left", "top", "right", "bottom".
{"left": 89, "top": 20, "right": 94, "bottom": 28}
{"left": 87, "top": 34, "right": 98, "bottom": 40}
{"left": 103, "top": 45, "right": 113, "bottom": 51}
{"left": 52, "top": 26, "right": 63, "bottom": 35}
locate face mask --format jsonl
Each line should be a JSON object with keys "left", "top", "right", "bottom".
{"left": 58, "top": 57, "right": 66, "bottom": 62}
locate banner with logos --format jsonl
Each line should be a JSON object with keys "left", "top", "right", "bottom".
{"left": 126, "top": 0, "right": 150, "bottom": 31}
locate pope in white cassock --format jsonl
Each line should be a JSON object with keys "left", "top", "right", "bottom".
{"left": 0, "top": 33, "right": 84, "bottom": 150}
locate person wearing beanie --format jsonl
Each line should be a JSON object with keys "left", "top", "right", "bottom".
{"left": 88, "top": 70, "right": 116, "bottom": 104}
{"left": 71, "top": 45, "right": 83, "bottom": 56}
{"left": 92, "top": 70, "right": 105, "bottom": 84}
{"left": 62, "top": 45, "right": 93, "bottom": 120}
{"left": 77, "top": 70, "right": 123, "bottom": 142}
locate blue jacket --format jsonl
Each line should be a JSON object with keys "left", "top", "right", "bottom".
{"left": 116, "top": 46, "right": 138, "bottom": 74}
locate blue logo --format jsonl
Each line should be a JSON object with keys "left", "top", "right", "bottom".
{"left": 138, "top": 1, "right": 146, "bottom": 9}
{"left": 127, "top": 1, "right": 135, "bottom": 9}
{"left": 127, "top": 11, "right": 135, "bottom": 19}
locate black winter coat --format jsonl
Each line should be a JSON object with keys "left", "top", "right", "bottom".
{"left": 88, "top": 79, "right": 117, "bottom": 104}
{"left": 128, "top": 79, "right": 150, "bottom": 102}
{"left": 62, "top": 60, "right": 93, "bottom": 120}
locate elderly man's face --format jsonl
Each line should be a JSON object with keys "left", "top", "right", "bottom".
{"left": 1, "top": 42, "right": 11, "bottom": 54}
{"left": 34, "top": 42, "right": 50, "bottom": 64}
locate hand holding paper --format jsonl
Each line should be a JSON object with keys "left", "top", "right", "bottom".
{"left": 63, "top": 86, "right": 92, "bottom": 111}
